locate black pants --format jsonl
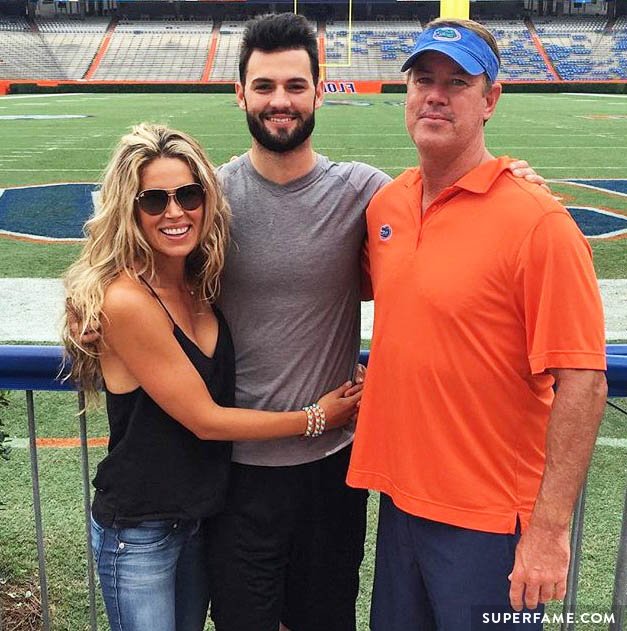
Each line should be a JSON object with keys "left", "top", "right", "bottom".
{"left": 208, "top": 445, "right": 368, "bottom": 631}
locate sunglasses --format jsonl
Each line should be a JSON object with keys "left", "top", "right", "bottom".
{"left": 135, "top": 183, "right": 205, "bottom": 215}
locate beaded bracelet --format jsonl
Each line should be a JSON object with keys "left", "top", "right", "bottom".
{"left": 302, "top": 403, "right": 326, "bottom": 438}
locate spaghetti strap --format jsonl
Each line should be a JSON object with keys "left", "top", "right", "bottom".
{"left": 138, "top": 276, "right": 176, "bottom": 326}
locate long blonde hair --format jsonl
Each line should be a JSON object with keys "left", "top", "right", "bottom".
{"left": 62, "top": 123, "right": 231, "bottom": 398}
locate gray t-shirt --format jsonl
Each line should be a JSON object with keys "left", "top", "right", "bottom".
{"left": 217, "top": 153, "right": 391, "bottom": 466}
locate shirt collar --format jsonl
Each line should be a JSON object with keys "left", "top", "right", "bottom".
{"left": 405, "top": 155, "right": 512, "bottom": 194}
{"left": 454, "top": 156, "right": 512, "bottom": 194}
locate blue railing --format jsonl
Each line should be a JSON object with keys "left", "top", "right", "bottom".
{"left": 0, "top": 345, "right": 626, "bottom": 630}
{"left": 1, "top": 345, "right": 626, "bottom": 394}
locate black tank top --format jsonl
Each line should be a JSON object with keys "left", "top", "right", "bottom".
{"left": 92, "top": 280, "right": 235, "bottom": 527}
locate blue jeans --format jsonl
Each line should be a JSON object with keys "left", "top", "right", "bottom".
{"left": 90, "top": 514, "right": 211, "bottom": 631}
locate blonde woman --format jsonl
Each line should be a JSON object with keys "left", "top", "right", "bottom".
{"left": 62, "top": 123, "right": 361, "bottom": 631}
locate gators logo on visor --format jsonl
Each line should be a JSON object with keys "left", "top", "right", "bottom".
{"left": 432, "top": 27, "right": 462, "bottom": 42}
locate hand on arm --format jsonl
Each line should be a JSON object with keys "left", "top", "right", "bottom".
{"left": 508, "top": 368, "right": 607, "bottom": 611}
{"left": 102, "top": 286, "right": 361, "bottom": 441}
{"left": 508, "top": 160, "right": 551, "bottom": 194}
{"left": 67, "top": 298, "right": 101, "bottom": 346}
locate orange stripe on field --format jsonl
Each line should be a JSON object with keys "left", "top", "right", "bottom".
{"left": 36, "top": 437, "right": 108, "bottom": 448}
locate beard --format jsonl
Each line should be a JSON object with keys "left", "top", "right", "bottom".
{"left": 246, "top": 108, "right": 316, "bottom": 154}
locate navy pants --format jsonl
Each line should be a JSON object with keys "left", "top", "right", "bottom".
{"left": 371, "top": 494, "right": 544, "bottom": 631}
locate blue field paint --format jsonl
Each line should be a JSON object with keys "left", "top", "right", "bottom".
{"left": 0, "top": 184, "right": 97, "bottom": 239}
{"left": 0, "top": 182, "right": 625, "bottom": 241}
{"left": 567, "top": 207, "right": 627, "bottom": 238}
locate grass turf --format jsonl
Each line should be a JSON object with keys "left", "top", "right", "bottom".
{"left": 0, "top": 390, "right": 625, "bottom": 630}
{"left": 0, "top": 92, "right": 626, "bottom": 279}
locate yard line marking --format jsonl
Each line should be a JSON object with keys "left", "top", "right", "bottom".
{"left": 1, "top": 93, "right": 88, "bottom": 99}
{"left": 596, "top": 437, "right": 627, "bottom": 448}
{"left": 552, "top": 93, "right": 627, "bottom": 99}
{"left": 1, "top": 169, "right": 104, "bottom": 172}
{"left": 553, "top": 180, "right": 627, "bottom": 199}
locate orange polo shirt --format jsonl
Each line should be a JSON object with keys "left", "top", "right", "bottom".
{"left": 347, "top": 157, "right": 606, "bottom": 534}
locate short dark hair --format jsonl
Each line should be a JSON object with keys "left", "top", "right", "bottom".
{"left": 239, "top": 13, "right": 320, "bottom": 85}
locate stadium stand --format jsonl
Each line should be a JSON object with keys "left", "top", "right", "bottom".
{"left": 2, "top": 13, "right": 627, "bottom": 84}
{"left": 210, "top": 21, "right": 245, "bottom": 82}
{"left": 324, "top": 21, "right": 422, "bottom": 81}
{"left": 534, "top": 16, "right": 627, "bottom": 80}
{"left": 0, "top": 16, "right": 29, "bottom": 31}
{"left": 480, "top": 19, "right": 555, "bottom": 81}
{"left": 0, "top": 17, "right": 108, "bottom": 80}
{"left": 92, "top": 20, "right": 213, "bottom": 81}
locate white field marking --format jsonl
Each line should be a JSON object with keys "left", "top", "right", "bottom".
{"left": 552, "top": 179, "right": 627, "bottom": 199}
{"left": 342, "top": 154, "right": 377, "bottom": 158}
{"left": 553, "top": 93, "right": 627, "bottom": 98}
{"left": 0, "top": 189, "right": 4, "bottom": 200}
{"left": 360, "top": 279, "right": 627, "bottom": 342}
{"left": 1, "top": 169, "right": 103, "bottom": 172}
{"left": 0, "top": 115, "right": 90, "bottom": 121}
{"left": 0, "top": 93, "right": 89, "bottom": 99}
{"left": 0, "top": 277, "right": 623, "bottom": 344}
{"left": 0, "top": 229, "right": 84, "bottom": 242}
{"left": 596, "top": 438, "right": 627, "bottom": 448}
{"left": 512, "top": 92, "right": 627, "bottom": 99}
{"left": 0, "top": 181, "right": 97, "bottom": 190}
{"left": 0, "top": 279, "right": 66, "bottom": 342}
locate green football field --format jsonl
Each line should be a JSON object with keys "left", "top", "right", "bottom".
{"left": 0, "top": 92, "right": 626, "bottom": 630}
{"left": 0, "top": 91, "right": 626, "bottom": 278}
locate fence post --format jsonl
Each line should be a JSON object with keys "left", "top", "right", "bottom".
{"left": 609, "top": 486, "right": 627, "bottom": 630}
{"left": 562, "top": 484, "right": 588, "bottom": 631}
{"left": 77, "top": 391, "right": 98, "bottom": 630}
{"left": 26, "top": 390, "right": 51, "bottom": 630}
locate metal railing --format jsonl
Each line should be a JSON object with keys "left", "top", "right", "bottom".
{"left": 0, "top": 345, "right": 626, "bottom": 631}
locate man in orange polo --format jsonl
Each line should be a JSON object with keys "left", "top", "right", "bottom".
{"left": 347, "top": 18, "right": 607, "bottom": 630}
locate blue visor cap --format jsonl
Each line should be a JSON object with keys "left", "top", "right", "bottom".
{"left": 401, "top": 26, "right": 499, "bottom": 83}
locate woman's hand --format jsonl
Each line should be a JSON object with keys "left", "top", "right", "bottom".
{"left": 317, "top": 381, "right": 364, "bottom": 430}
{"left": 66, "top": 298, "right": 101, "bottom": 346}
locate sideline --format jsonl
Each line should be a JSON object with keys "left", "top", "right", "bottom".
{"left": 1, "top": 278, "right": 626, "bottom": 342}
